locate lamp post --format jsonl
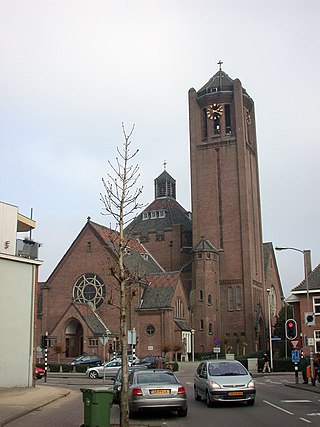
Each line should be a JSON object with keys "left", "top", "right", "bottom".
{"left": 275, "top": 246, "right": 314, "bottom": 385}
{"left": 191, "top": 329, "right": 195, "bottom": 362}
{"left": 266, "top": 289, "right": 273, "bottom": 371}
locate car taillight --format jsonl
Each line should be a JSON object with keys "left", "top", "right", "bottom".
{"left": 178, "top": 387, "right": 186, "bottom": 395}
{"left": 132, "top": 388, "right": 143, "bottom": 396}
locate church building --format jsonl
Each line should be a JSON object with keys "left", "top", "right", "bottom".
{"left": 38, "top": 66, "right": 283, "bottom": 361}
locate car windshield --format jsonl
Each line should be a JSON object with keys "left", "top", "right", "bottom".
{"left": 208, "top": 362, "right": 247, "bottom": 376}
{"left": 136, "top": 372, "right": 178, "bottom": 384}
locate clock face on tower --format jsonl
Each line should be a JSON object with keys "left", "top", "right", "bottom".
{"left": 207, "top": 103, "right": 223, "bottom": 120}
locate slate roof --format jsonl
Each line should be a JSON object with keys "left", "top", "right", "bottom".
{"left": 74, "top": 302, "right": 110, "bottom": 335}
{"left": 291, "top": 263, "right": 320, "bottom": 292}
{"left": 197, "top": 70, "right": 249, "bottom": 97}
{"left": 139, "top": 272, "right": 180, "bottom": 310}
{"left": 174, "top": 319, "right": 192, "bottom": 331}
{"left": 89, "top": 220, "right": 164, "bottom": 275}
{"left": 126, "top": 197, "right": 192, "bottom": 237}
{"left": 192, "top": 238, "right": 219, "bottom": 253}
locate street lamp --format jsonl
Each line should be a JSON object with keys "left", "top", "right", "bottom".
{"left": 266, "top": 288, "right": 273, "bottom": 371}
{"left": 191, "top": 329, "right": 195, "bottom": 362}
{"left": 275, "top": 246, "right": 314, "bottom": 385}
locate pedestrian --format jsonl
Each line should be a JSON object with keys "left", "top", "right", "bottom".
{"left": 262, "top": 353, "right": 271, "bottom": 373}
{"left": 313, "top": 353, "right": 320, "bottom": 384}
{"left": 156, "top": 355, "right": 164, "bottom": 369}
{"left": 299, "top": 354, "right": 310, "bottom": 384}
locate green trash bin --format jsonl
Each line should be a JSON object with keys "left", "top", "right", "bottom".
{"left": 81, "top": 387, "right": 114, "bottom": 427}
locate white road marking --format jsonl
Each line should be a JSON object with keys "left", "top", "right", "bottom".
{"left": 306, "top": 413, "right": 320, "bottom": 416}
{"left": 300, "top": 418, "right": 311, "bottom": 423}
{"left": 263, "top": 400, "right": 294, "bottom": 415}
{"left": 281, "top": 400, "right": 311, "bottom": 403}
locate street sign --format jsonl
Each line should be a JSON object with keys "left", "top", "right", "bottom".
{"left": 291, "top": 349, "right": 300, "bottom": 363}
{"left": 290, "top": 339, "right": 300, "bottom": 349}
{"left": 213, "top": 337, "right": 220, "bottom": 346}
{"left": 213, "top": 347, "right": 221, "bottom": 353}
{"left": 99, "top": 335, "right": 108, "bottom": 346}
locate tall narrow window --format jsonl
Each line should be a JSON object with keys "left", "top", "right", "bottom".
{"left": 228, "top": 287, "right": 234, "bottom": 311}
{"left": 208, "top": 323, "right": 213, "bottom": 334}
{"left": 236, "top": 287, "right": 242, "bottom": 310}
{"left": 199, "top": 290, "right": 204, "bottom": 301}
{"left": 200, "top": 319, "right": 204, "bottom": 330}
{"left": 225, "top": 104, "right": 232, "bottom": 134}
{"left": 213, "top": 116, "right": 220, "bottom": 135}
{"left": 202, "top": 109, "right": 208, "bottom": 139}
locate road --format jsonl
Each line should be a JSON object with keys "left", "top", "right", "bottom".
{"left": 6, "top": 367, "right": 320, "bottom": 427}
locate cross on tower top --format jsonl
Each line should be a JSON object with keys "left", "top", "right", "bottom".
{"left": 163, "top": 160, "right": 167, "bottom": 170}
{"left": 217, "top": 60, "right": 223, "bottom": 71}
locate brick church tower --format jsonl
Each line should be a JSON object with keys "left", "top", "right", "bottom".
{"left": 189, "top": 63, "right": 267, "bottom": 353}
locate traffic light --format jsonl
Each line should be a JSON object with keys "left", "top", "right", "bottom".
{"left": 41, "top": 335, "right": 48, "bottom": 348}
{"left": 304, "top": 312, "right": 315, "bottom": 326}
{"left": 285, "top": 319, "right": 297, "bottom": 340}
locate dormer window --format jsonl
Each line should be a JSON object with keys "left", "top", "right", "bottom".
{"left": 158, "top": 210, "right": 166, "bottom": 218}
{"left": 142, "top": 212, "right": 149, "bottom": 220}
{"left": 150, "top": 211, "right": 157, "bottom": 219}
{"left": 140, "top": 253, "right": 149, "bottom": 260}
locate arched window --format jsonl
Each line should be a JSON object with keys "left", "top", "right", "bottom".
{"left": 208, "top": 294, "right": 212, "bottom": 305}
{"left": 199, "top": 289, "right": 204, "bottom": 301}
{"left": 228, "top": 287, "right": 234, "bottom": 311}
{"left": 208, "top": 323, "right": 213, "bottom": 334}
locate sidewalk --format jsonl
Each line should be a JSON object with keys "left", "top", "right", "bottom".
{"left": 0, "top": 385, "right": 74, "bottom": 427}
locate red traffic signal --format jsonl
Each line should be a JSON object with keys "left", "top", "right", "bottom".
{"left": 285, "top": 319, "right": 297, "bottom": 340}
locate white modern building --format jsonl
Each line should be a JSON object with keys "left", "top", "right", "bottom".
{"left": 0, "top": 201, "right": 42, "bottom": 387}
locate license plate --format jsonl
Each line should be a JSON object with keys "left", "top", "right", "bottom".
{"left": 228, "top": 391, "right": 244, "bottom": 396}
{"left": 150, "top": 389, "right": 170, "bottom": 395}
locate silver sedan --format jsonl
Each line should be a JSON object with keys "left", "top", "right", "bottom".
{"left": 86, "top": 359, "right": 126, "bottom": 379}
{"left": 128, "top": 369, "right": 188, "bottom": 418}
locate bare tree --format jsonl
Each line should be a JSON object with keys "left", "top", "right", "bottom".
{"left": 100, "top": 123, "right": 143, "bottom": 427}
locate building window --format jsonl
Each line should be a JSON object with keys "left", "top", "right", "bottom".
{"left": 158, "top": 210, "right": 166, "bottom": 218}
{"left": 213, "top": 115, "right": 220, "bottom": 135}
{"left": 88, "top": 338, "right": 98, "bottom": 347}
{"left": 208, "top": 323, "right": 213, "bottom": 334}
{"left": 202, "top": 108, "right": 208, "bottom": 139}
{"left": 198, "top": 253, "right": 203, "bottom": 259}
{"left": 314, "top": 297, "right": 320, "bottom": 314}
{"left": 199, "top": 290, "right": 204, "bottom": 301}
{"left": 146, "top": 324, "right": 155, "bottom": 336}
{"left": 208, "top": 294, "right": 212, "bottom": 305}
{"left": 200, "top": 319, "right": 204, "bottom": 330}
{"left": 150, "top": 211, "right": 157, "bottom": 219}
{"left": 73, "top": 273, "right": 106, "bottom": 309}
{"left": 236, "top": 287, "right": 242, "bottom": 310}
{"left": 142, "top": 212, "right": 149, "bottom": 220}
{"left": 175, "top": 298, "right": 184, "bottom": 318}
{"left": 87, "top": 241, "right": 92, "bottom": 253}
{"left": 228, "top": 287, "right": 234, "bottom": 311}
{"left": 206, "top": 253, "right": 211, "bottom": 259}
{"left": 225, "top": 104, "right": 232, "bottom": 134}
{"left": 315, "top": 330, "right": 320, "bottom": 353}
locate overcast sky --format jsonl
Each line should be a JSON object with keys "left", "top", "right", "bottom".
{"left": 1, "top": 0, "right": 319, "bottom": 297}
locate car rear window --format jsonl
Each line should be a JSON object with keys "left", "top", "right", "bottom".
{"left": 136, "top": 372, "right": 178, "bottom": 384}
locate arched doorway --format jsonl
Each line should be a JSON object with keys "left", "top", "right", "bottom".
{"left": 65, "top": 319, "right": 83, "bottom": 358}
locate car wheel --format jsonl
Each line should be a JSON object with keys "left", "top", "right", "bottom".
{"left": 247, "top": 398, "right": 255, "bottom": 406}
{"left": 89, "top": 370, "right": 98, "bottom": 379}
{"left": 206, "top": 391, "right": 214, "bottom": 408}
{"left": 177, "top": 407, "right": 188, "bottom": 417}
{"left": 194, "top": 386, "right": 201, "bottom": 401}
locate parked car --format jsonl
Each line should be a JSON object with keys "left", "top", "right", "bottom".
{"left": 128, "top": 369, "right": 188, "bottom": 418}
{"left": 68, "top": 355, "right": 101, "bottom": 366}
{"left": 35, "top": 366, "right": 45, "bottom": 379}
{"left": 112, "top": 364, "right": 149, "bottom": 404}
{"left": 86, "top": 358, "right": 124, "bottom": 379}
{"left": 194, "top": 359, "right": 256, "bottom": 406}
{"left": 135, "top": 355, "right": 166, "bottom": 369}
{"left": 111, "top": 353, "right": 140, "bottom": 365}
